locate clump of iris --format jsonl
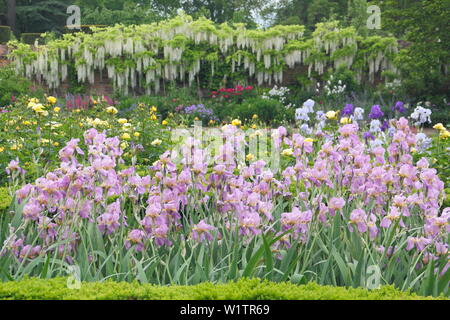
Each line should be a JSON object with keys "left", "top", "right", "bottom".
{"left": 183, "top": 104, "right": 218, "bottom": 121}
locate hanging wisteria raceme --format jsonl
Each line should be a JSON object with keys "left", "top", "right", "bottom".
{"left": 9, "top": 14, "right": 398, "bottom": 92}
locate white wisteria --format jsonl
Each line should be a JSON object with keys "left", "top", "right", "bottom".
{"left": 9, "top": 14, "right": 399, "bottom": 92}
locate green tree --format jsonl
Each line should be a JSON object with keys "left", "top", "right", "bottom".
{"left": 375, "top": 0, "right": 450, "bottom": 99}
{"left": 14, "top": 0, "right": 72, "bottom": 34}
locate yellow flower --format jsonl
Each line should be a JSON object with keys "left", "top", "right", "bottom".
{"left": 53, "top": 142, "right": 59, "bottom": 147}
{"left": 410, "top": 147, "right": 417, "bottom": 153}
{"left": 53, "top": 107, "right": 61, "bottom": 113}
{"left": 251, "top": 124, "right": 257, "bottom": 129}
{"left": 282, "top": 148, "right": 294, "bottom": 156}
{"left": 106, "top": 106, "right": 118, "bottom": 115}
{"left": 0, "top": 146, "right": 4, "bottom": 153}
{"left": 10, "top": 143, "right": 23, "bottom": 151}
{"left": 151, "top": 139, "right": 162, "bottom": 146}
{"left": 246, "top": 153, "right": 255, "bottom": 161}
{"left": 121, "top": 133, "right": 131, "bottom": 140}
{"left": 29, "top": 98, "right": 39, "bottom": 104}
{"left": 93, "top": 100, "right": 98, "bottom": 105}
{"left": 151, "top": 106, "right": 157, "bottom": 113}
{"left": 79, "top": 122, "right": 84, "bottom": 127}
{"left": 340, "top": 117, "right": 351, "bottom": 124}
{"left": 32, "top": 103, "right": 45, "bottom": 113}
{"left": 150, "top": 114, "right": 157, "bottom": 121}
{"left": 120, "top": 142, "right": 128, "bottom": 150}
{"left": 118, "top": 118, "right": 128, "bottom": 124}
{"left": 47, "top": 96, "right": 57, "bottom": 104}
{"left": 231, "top": 119, "right": 242, "bottom": 126}
{"left": 440, "top": 130, "right": 450, "bottom": 139}
{"left": 134, "top": 132, "right": 140, "bottom": 138}
{"left": 304, "top": 138, "right": 314, "bottom": 143}
{"left": 433, "top": 123, "right": 445, "bottom": 131}
{"left": 326, "top": 111, "right": 337, "bottom": 120}
{"left": 252, "top": 114, "right": 258, "bottom": 120}
{"left": 194, "top": 117, "right": 199, "bottom": 121}
{"left": 162, "top": 120, "right": 168, "bottom": 126}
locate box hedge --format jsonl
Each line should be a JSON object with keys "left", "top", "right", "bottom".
{"left": 0, "top": 187, "right": 11, "bottom": 213}
{"left": 20, "top": 33, "right": 42, "bottom": 45}
{"left": 0, "top": 278, "right": 446, "bottom": 300}
{"left": 0, "top": 26, "right": 11, "bottom": 44}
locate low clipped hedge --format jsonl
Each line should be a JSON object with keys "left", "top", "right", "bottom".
{"left": 20, "top": 33, "right": 42, "bottom": 45}
{"left": 0, "top": 26, "right": 11, "bottom": 44}
{"left": 0, "top": 187, "right": 11, "bottom": 213}
{"left": 0, "top": 278, "right": 445, "bottom": 300}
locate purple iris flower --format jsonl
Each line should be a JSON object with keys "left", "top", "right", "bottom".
{"left": 369, "top": 105, "right": 384, "bottom": 119}
{"left": 381, "top": 120, "right": 389, "bottom": 131}
{"left": 342, "top": 104, "right": 354, "bottom": 116}
{"left": 363, "top": 131, "right": 375, "bottom": 140}
{"left": 392, "top": 101, "right": 406, "bottom": 113}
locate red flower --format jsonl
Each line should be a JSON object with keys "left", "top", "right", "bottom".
{"left": 224, "top": 95, "right": 229, "bottom": 98}
{"left": 236, "top": 85, "right": 244, "bottom": 92}
{"left": 245, "top": 86, "right": 253, "bottom": 91}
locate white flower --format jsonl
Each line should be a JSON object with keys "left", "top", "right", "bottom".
{"left": 295, "top": 107, "right": 310, "bottom": 121}
{"left": 315, "top": 110, "right": 326, "bottom": 121}
{"left": 410, "top": 106, "right": 432, "bottom": 126}
{"left": 303, "top": 99, "right": 315, "bottom": 112}
{"left": 352, "top": 107, "right": 365, "bottom": 121}
{"left": 369, "top": 139, "right": 383, "bottom": 149}
{"left": 300, "top": 123, "right": 312, "bottom": 135}
{"left": 370, "top": 120, "right": 382, "bottom": 133}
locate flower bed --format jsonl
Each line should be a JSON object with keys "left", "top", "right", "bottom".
{"left": 1, "top": 116, "right": 449, "bottom": 297}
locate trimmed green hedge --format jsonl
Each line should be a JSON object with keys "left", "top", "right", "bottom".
{"left": 20, "top": 33, "right": 42, "bottom": 45}
{"left": 0, "top": 187, "right": 11, "bottom": 213}
{"left": 0, "top": 278, "right": 446, "bottom": 300}
{"left": 0, "top": 26, "right": 11, "bottom": 44}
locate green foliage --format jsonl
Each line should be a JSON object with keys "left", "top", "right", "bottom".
{"left": 375, "top": 0, "right": 450, "bottom": 100}
{"left": 16, "top": 0, "right": 73, "bottom": 34}
{"left": 0, "top": 26, "right": 11, "bottom": 44}
{"left": 0, "top": 277, "right": 444, "bottom": 300}
{"left": 224, "top": 97, "right": 284, "bottom": 124}
{"left": 81, "top": 7, "right": 161, "bottom": 26}
{"left": 0, "top": 66, "right": 33, "bottom": 106}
